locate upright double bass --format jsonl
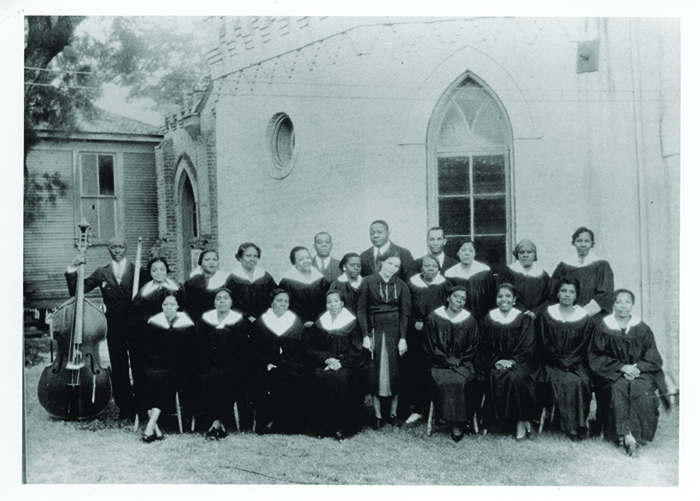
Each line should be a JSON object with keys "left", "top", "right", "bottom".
{"left": 38, "top": 220, "right": 112, "bottom": 419}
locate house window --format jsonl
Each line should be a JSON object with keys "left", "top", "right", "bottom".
{"left": 428, "top": 76, "right": 513, "bottom": 268}
{"left": 79, "top": 153, "right": 117, "bottom": 241}
{"left": 267, "top": 113, "right": 297, "bottom": 179}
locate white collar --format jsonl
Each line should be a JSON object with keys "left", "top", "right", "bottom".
{"left": 603, "top": 314, "right": 642, "bottom": 331}
{"left": 319, "top": 308, "right": 356, "bottom": 330}
{"left": 337, "top": 273, "right": 363, "bottom": 288}
{"left": 139, "top": 278, "right": 180, "bottom": 297}
{"left": 444, "top": 260, "right": 490, "bottom": 279}
{"left": 373, "top": 241, "right": 391, "bottom": 257}
{"left": 148, "top": 311, "right": 194, "bottom": 329}
{"left": 282, "top": 266, "right": 324, "bottom": 284}
{"left": 563, "top": 249, "right": 600, "bottom": 267}
{"left": 230, "top": 262, "right": 267, "bottom": 283}
{"left": 489, "top": 307, "right": 522, "bottom": 324}
{"left": 434, "top": 305, "right": 471, "bottom": 323}
{"left": 546, "top": 304, "right": 589, "bottom": 322}
{"left": 261, "top": 308, "right": 298, "bottom": 336}
{"left": 189, "top": 267, "right": 229, "bottom": 289}
{"left": 508, "top": 261, "right": 545, "bottom": 277}
{"left": 202, "top": 309, "right": 243, "bottom": 328}
{"left": 409, "top": 273, "right": 447, "bottom": 288}
{"left": 112, "top": 260, "right": 127, "bottom": 277}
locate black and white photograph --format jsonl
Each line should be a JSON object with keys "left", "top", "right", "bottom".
{"left": 4, "top": 0, "right": 694, "bottom": 494}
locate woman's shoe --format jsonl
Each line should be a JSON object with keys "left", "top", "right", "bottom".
{"left": 372, "top": 418, "right": 385, "bottom": 430}
{"left": 515, "top": 421, "right": 527, "bottom": 441}
{"left": 451, "top": 431, "right": 464, "bottom": 442}
{"left": 206, "top": 429, "right": 218, "bottom": 441}
{"left": 142, "top": 433, "right": 158, "bottom": 443}
{"left": 525, "top": 422, "right": 534, "bottom": 440}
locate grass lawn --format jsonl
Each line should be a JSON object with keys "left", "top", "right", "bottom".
{"left": 23, "top": 346, "right": 678, "bottom": 486}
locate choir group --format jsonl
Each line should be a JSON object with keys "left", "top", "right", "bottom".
{"left": 65, "top": 221, "right": 668, "bottom": 456}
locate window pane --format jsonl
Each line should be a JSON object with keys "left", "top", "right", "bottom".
{"left": 472, "top": 99, "right": 507, "bottom": 147}
{"left": 453, "top": 85, "right": 489, "bottom": 128}
{"left": 474, "top": 234, "right": 507, "bottom": 270}
{"left": 99, "top": 198, "right": 116, "bottom": 240}
{"left": 473, "top": 155, "right": 506, "bottom": 194}
{"left": 81, "top": 199, "right": 99, "bottom": 235}
{"left": 438, "top": 197, "right": 471, "bottom": 236}
{"left": 438, "top": 156, "right": 469, "bottom": 195}
{"left": 437, "top": 103, "right": 469, "bottom": 149}
{"left": 474, "top": 196, "right": 506, "bottom": 235}
{"left": 81, "top": 154, "right": 98, "bottom": 196}
{"left": 98, "top": 155, "right": 115, "bottom": 195}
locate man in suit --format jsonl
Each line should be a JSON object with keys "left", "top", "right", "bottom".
{"left": 360, "top": 220, "right": 417, "bottom": 282}
{"left": 311, "top": 231, "right": 343, "bottom": 282}
{"left": 65, "top": 236, "right": 147, "bottom": 419}
{"left": 414, "top": 227, "right": 459, "bottom": 275}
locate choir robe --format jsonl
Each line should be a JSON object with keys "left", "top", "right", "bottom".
{"left": 499, "top": 261, "right": 550, "bottom": 314}
{"left": 329, "top": 274, "right": 363, "bottom": 316}
{"left": 224, "top": 264, "right": 277, "bottom": 321}
{"left": 444, "top": 261, "right": 496, "bottom": 321}
{"left": 549, "top": 251, "right": 614, "bottom": 315}
{"left": 480, "top": 308, "right": 540, "bottom": 426}
{"left": 537, "top": 304, "right": 594, "bottom": 433}
{"left": 140, "top": 312, "right": 194, "bottom": 411}
{"left": 278, "top": 267, "right": 330, "bottom": 324}
{"left": 249, "top": 309, "right": 309, "bottom": 433}
{"left": 193, "top": 309, "right": 249, "bottom": 427}
{"left": 357, "top": 274, "right": 411, "bottom": 397}
{"left": 423, "top": 307, "right": 481, "bottom": 423}
{"left": 183, "top": 269, "right": 230, "bottom": 321}
{"left": 415, "top": 253, "right": 459, "bottom": 277}
{"left": 305, "top": 308, "right": 367, "bottom": 435}
{"left": 588, "top": 315, "right": 666, "bottom": 444}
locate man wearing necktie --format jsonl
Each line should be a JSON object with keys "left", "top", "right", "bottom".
{"left": 311, "top": 231, "right": 342, "bottom": 282}
{"left": 360, "top": 220, "right": 417, "bottom": 282}
{"left": 66, "top": 236, "right": 147, "bottom": 420}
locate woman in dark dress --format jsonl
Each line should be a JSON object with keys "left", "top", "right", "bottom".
{"left": 278, "top": 246, "right": 330, "bottom": 327}
{"left": 249, "top": 288, "right": 308, "bottom": 434}
{"left": 423, "top": 286, "right": 480, "bottom": 441}
{"left": 537, "top": 277, "right": 594, "bottom": 440}
{"left": 225, "top": 242, "right": 277, "bottom": 323}
{"left": 589, "top": 289, "right": 667, "bottom": 456}
{"left": 305, "top": 291, "right": 366, "bottom": 440}
{"left": 480, "top": 283, "right": 540, "bottom": 440}
{"left": 550, "top": 227, "right": 614, "bottom": 318}
{"left": 403, "top": 255, "right": 451, "bottom": 424}
{"left": 357, "top": 251, "right": 411, "bottom": 427}
{"left": 129, "top": 257, "right": 188, "bottom": 419}
{"left": 193, "top": 288, "right": 249, "bottom": 440}
{"left": 499, "top": 239, "right": 550, "bottom": 318}
{"left": 444, "top": 239, "right": 495, "bottom": 321}
{"left": 140, "top": 292, "right": 195, "bottom": 442}
{"left": 329, "top": 252, "right": 363, "bottom": 316}
{"left": 184, "top": 249, "right": 230, "bottom": 321}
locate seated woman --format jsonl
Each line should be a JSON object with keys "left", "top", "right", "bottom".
{"left": 537, "top": 277, "right": 594, "bottom": 441}
{"left": 225, "top": 242, "right": 277, "bottom": 323}
{"left": 423, "top": 286, "right": 480, "bottom": 442}
{"left": 305, "top": 291, "right": 366, "bottom": 440}
{"left": 140, "top": 292, "right": 195, "bottom": 442}
{"left": 403, "top": 255, "right": 451, "bottom": 424}
{"left": 329, "top": 252, "right": 363, "bottom": 316}
{"left": 184, "top": 249, "right": 230, "bottom": 321}
{"left": 550, "top": 227, "right": 614, "bottom": 318}
{"left": 588, "top": 289, "right": 667, "bottom": 456}
{"left": 193, "top": 288, "right": 249, "bottom": 440}
{"left": 249, "top": 288, "right": 308, "bottom": 434}
{"left": 480, "top": 283, "right": 540, "bottom": 440}
{"left": 444, "top": 239, "right": 495, "bottom": 321}
{"left": 279, "top": 246, "right": 330, "bottom": 327}
{"left": 499, "top": 239, "right": 550, "bottom": 318}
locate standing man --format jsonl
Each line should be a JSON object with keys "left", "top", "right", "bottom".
{"left": 65, "top": 236, "right": 147, "bottom": 420}
{"left": 312, "top": 231, "right": 343, "bottom": 282}
{"left": 415, "top": 227, "right": 458, "bottom": 275}
{"left": 360, "top": 220, "right": 417, "bottom": 282}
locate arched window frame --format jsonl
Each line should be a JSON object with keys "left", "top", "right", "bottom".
{"left": 426, "top": 73, "right": 515, "bottom": 267}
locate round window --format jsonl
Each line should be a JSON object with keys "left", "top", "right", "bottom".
{"left": 268, "top": 113, "right": 297, "bottom": 179}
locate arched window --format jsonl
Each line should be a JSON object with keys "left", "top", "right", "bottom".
{"left": 427, "top": 76, "right": 513, "bottom": 268}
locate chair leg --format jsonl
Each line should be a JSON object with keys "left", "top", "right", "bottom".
{"left": 538, "top": 406, "right": 546, "bottom": 434}
{"left": 175, "top": 392, "right": 183, "bottom": 434}
{"left": 233, "top": 401, "right": 241, "bottom": 432}
{"left": 472, "top": 411, "right": 479, "bottom": 434}
{"left": 191, "top": 415, "right": 196, "bottom": 432}
{"left": 427, "top": 400, "right": 435, "bottom": 436}
{"left": 133, "top": 413, "right": 140, "bottom": 434}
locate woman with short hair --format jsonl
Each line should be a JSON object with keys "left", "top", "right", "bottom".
{"left": 329, "top": 252, "right": 363, "bottom": 316}
{"left": 278, "top": 246, "right": 330, "bottom": 327}
{"left": 444, "top": 239, "right": 495, "bottom": 321}
{"left": 499, "top": 239, "right": 550, "bottom": 318}
{"left": 184, "top": 249, "right": 230, "bottom": 321}
{"left": 225, "top": 242, "right": 277, "bottom": 323}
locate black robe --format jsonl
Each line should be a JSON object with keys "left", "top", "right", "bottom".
{"left": 588, "top": 315, "right": 665, "bottom": 444}
{"left": 183, "top": 270, "right": 231, "bottom": 321}
{"left": 224, "top": 267, "right": 277, "bottom": 321}
{"left": 329, "top": 275, "right": 363, "bottom": 317}
{"left": 305, "top": 309, "right": 367, "bottom": 434}
{"left": 193, "top": 310, "right": 249, "bottom": 425}
{"left": 278, "top": 269, "right": 330, "bottom": 324}
{"left": 480, "top": 309, "right": 540, "bottom": 426}
{"left": 537, "top": 305, "right": 594, "bottom": 432}
{"left": 444, "top": 261, "right": 496, "bottom": 321}
{"left": 549, "top": 258, "right": 614, "bottom": 315}
{"left": 249, "top": 310, "right": 308, "bottom": 432}
{"left": 423, "top": 307, "right": 481, "bottom": 423}
{"left": 356, "top": 274, "right": 411, "bottom": 396}
{"left": 499, "top": 263, "right": 550, "bottom": 314}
